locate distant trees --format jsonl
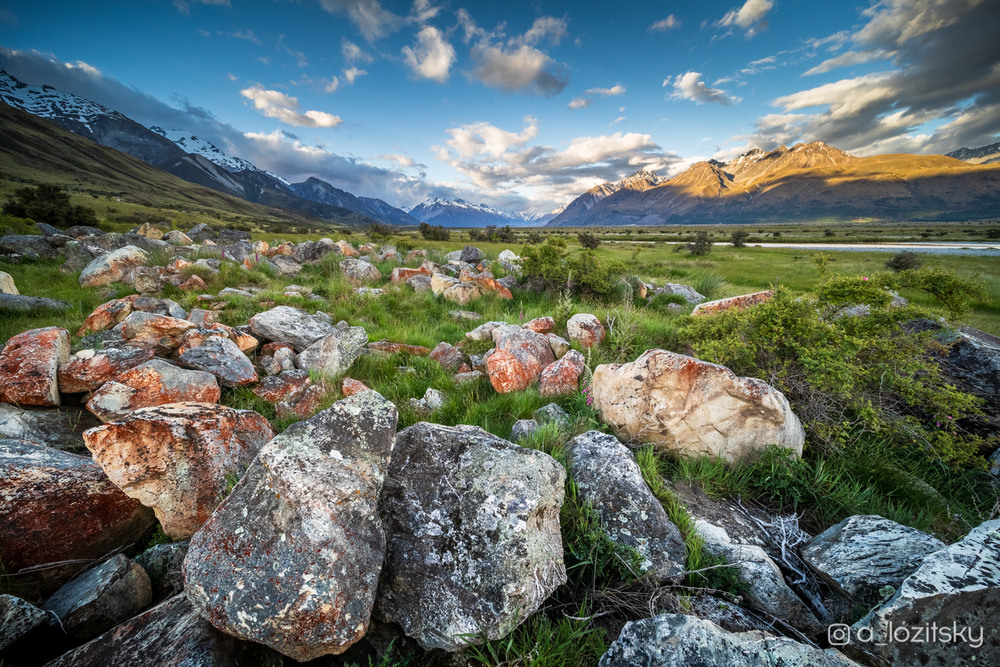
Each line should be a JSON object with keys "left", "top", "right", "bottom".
{"left": 469, "top": 225, "right": 515, "bottom": 242}
{"left": 577, "top": 231, "right": 601, "bottom": 249}
{"left": 886, "top": 251, "right": 921, "bottom": 272}
{"left": 730, "top": 230, "right": 749, "bottom": 247}
{"left": 418, "top": 222, "right": 450, "bottom": 241}
{"left": 676, "top": 231, "right": 713, "bottom": 256}
{"left": 2, "top": 184, "right": 98, "bottom": 228}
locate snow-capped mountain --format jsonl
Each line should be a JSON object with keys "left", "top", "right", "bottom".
{"left": 290, "top": 178, "right": 417, "bottom": 226}
{"left": 358, "top": 196, "right": 419, "bottom": 226}
{"left": 547, "top": 169, "right": 664, "bottom": 226}
{"left": 947, "top": 141, "right": 1000, "bottom": 165}
{"left": 408, "top": 198, "right": 549, "bottom": 227}
{"left": 150, "top": 127, "right": 259, "bottom": 173}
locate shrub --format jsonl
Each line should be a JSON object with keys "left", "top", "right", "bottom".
{"left": 730, "top": 230, "right": 749, "bottom": 247}
{"left": 886, "top": 251, "right": 921, "bottom": 272}
{"left": 577, "top": 231, "right": 601, "bottom": 249}
{"left": 687, "top": 231, "right": 712, "bottom": 256}
{"left": 2, "top": 184, "right": 99, "bottom": 228}
{"left": 897, "top": 267, "right": 987, "bottom": 319}
{"left": 418, "top": 222, "right": 449, "bottom": 241}
{"left": 569, "top": 251, "right": 625, "bottom": 300}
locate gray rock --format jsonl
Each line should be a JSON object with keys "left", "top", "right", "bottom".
{"left": 497, "top": 249, "right": 521, "bottom": 274}
{"left": 186, "top": 223, "right": 218, "bottom": 242}
{"left": 460, "top": 245, "right": 485, "bottom": 264}
{"left": 184, "top": 392, "right": 399, "bottom": 662}
{"left": 600, "top": 613, "right": 860, "bottom": 667}
{"left": 406, "top": 274, "right": 432, "bottom": 292}
{"left": 0, "top": 269, "right": 16, "bottom": 294}
{"left": 78, "top": 245, "right": 149, "bottom": 287}
{"left": 533, "top": 402, "right": 571, "bottom": 427}
{"left": 497, "top": 274, "right": 518, "bottom": 290}
{"left": 0, "top": 403, "right": 100, "bottom": 452}
{"left": 409, "top": 387, "right": 447, "bottom": 415}
{"left": 42, "top": 554, "right": 151, "bottom": 641}
{"left": 465, "top": 320, "right": 509, "bottom": 342}
{"left": 802, "top": 515, "right": 945, "bottom": 603}
{"left": 340, "top": 257, "right": 381, "bottom": 284}
{"left": 0, "top": 293, "right": 71, "bottom": 311}
{"left": 510, "top": 419, "right": 539, "bottom": 442}
{"left": 454, "top": 370, "right": 485, "bottom": 384}
{"left": 429, "top": 341, "right": 465, "bottom": 371}
{"left": 0, "top": 234, "right": 60, "bottom": 260}
{"left": 178, "top": 336, "right": 258, "bottom": 387}
{"left": 449, "top": 309, "right": 482, "bottom": 321}
{"left": 44, "top": 594, "right": 282, "bottom": 667}
{"left": 653, "top": 283, "right": 706, "bottom": 305}
{"left": 135, "top": 542, "right": 189, "bottom": 603}
{"left": 297, "top": 326, "right": 368, "bottom": 378}
{"left": 0, "top": 594, "right": 50, "bottom": 651}
{"left": 377, "top": 423, "right": 566, "bottom": 651}
{"left": 193, "top": 258, "right": 221, "bottom": 274}
{"left": 292, "top": 238, "right": 340, "bottom": 264}
{"left": 567, "top": 431, "right": 686, "bottom": 580}
{"left": 851, "top": 519, "right": 1000, "bottom": 665}
{"left": 249, "top": 305, "right": 338, "bottom": 352}
{"left": 217, "top": 287, "right": 253, "bottom": 298}
{"left": 269, "top": 254, "right": 302, "bottom": 276}
{"left": 63, "top": 225, "right": 104, "bottom": 238}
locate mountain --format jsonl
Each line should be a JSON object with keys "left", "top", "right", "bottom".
{"left": 290, "top": 178, "right": 417, "bottom": 226}
{"left": 947, "top": 141, "right": 1000, "bottom": 166}
{"left": 408, "top": 198, "right": 547, "bottom": 227}
{"left": 546, "top": 141, "right": 1000, "bottom": 226}
{"left": 548, "top": 169, "right": 664, "bottom": 226}
{"left": 150, "top": 127, "right": 264, "bottom": 175}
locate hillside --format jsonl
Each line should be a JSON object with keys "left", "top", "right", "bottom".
{"left": 547, "top": 141, "right": 1000, "bottom": 226}
{"left": 0, "top": 101, "right": 369, "bottom": 229}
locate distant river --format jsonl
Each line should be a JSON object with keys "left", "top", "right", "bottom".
{"left": 742, "top": 242, "right": 1000, "bottom": 256}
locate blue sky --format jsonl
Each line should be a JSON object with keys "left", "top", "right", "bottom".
{"left": 1, "top": 0, "right": 998, "bottom": 214}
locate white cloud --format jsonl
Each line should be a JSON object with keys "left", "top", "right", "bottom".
{"left": 444, "top": 117, "right": 540, "bottom": 159}
{"left": 239, "top": 85, "right": 343, "bottom": 127}
{"left": 649, "top": 15, "right": 680, "bottom": 32}
{"left": 377, "top": 153, "right": 417, "bottom": 168}
{"left": 586, "top": 83, "right": 626, "bottom": 97}
{"left": 803, "top": 49, "right": 891, "bottom": 76}
{"left": 341, "top": 38, "right": 373, "bottom": 64}
{"left": 324, "top": 76, "right": 340, "bottom": 93}
{"left": 402, "top": 25, "right": 455, "bottom": 82}
{"left": 668, "top": 72, "right": 741, "bottom": 105}
{"left": 319, "top": 0, "right": 402, "bottom": 41}
{"left": 342, "top": 66, "right": 367, "bottom": 85}
{"left": 569, "top": 97, "right": 590, "bottom": 109}
{"left": 462, "top": 12, "right": 570, "bottom": 96}
{"left": 717, "top": 0, "right": 773, "bottom": 37}
{"left": 408, "top": 0, "right": 440, "bottom": 24}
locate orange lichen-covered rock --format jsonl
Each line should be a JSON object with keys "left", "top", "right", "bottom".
{"left": 86, "top": 359, "right": 220, "bottom": 422}
{"left": 538, "top": 350, "right": 585, "bottom": 397}
{"left": 121, "top": 312, "right": 194, "bottom": 340}
{"left": 523, "top": 316, "right": 556, "bottom": 334}
{"left": 390, "top": 267, "right": 431, "bottom": 284}
{"left": 0, "top": 327, "right": 70, "bottom": 407}
{"left": 58, "top": 346, "right": 156, "bottom": 394}
{"left": 252, "top": 369, "right": 312, "bottom": 404}
{"left": 340, "top": 377, "right": 371, "bottom": 397}
{"left": 83, "top": 402, "right": 275, "bottom": 540}
{"left": 177, "top": 275, "right": 207, "bottom": 291}
{"left": 691, "top": 290, "right": 775, "bottom": 316}
{"left": 367, "top": 340, "right": 431, "bottom": 356}
{"left": 566, "top": 313, "right": 605, "bottom": 349}
{"left": 486, "top": 349, "right": 538, "bottom": 394}
{"left": 79, "top": 246, "right": 149, "bottom": 287}
{"left": 77, "top": 295, "right": 140, "bottom": 336}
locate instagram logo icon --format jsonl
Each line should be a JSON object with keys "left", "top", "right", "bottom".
{"left": 828, "top": 624, "right": 851, "bottom": 646}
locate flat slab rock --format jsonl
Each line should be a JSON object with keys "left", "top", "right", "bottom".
{"left": 0, "top": 403, "right": 101, "bottom": 451}
{"left": 249, "top": 305, "right": 337, "bottom": 351}
{"left": 566, "top": 431, "right": 686, "bottom": 580}
{"left": 0, "top": 594, "right": 50, "bottom": 652}
{"left": 0, "top": 326, "right": 70, "bottom": 407}
{"left": 85, "top": 358, "right": 221, "bottom": 422}
{"left": 599, "top": 613, "right": 860, "bottom": 666}
{"left": 377, "top": 423, "right": 566, "bottom": 651}
{"left": 184, "top": 392, "right": 399, "bottom": 662}
{"left": 44, "top": 594, "right": 282, "bottom": 667}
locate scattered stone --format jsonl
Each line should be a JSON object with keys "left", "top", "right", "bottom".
{"left": 368, "top": 340, "right": 431, "bottom": 356}
{"left": 42, "top": 554, "right": 152, "bottom": 641}
{"left": 390, "top": 267, "right": 431, "bottom": 284}
{"left": 533, "top": 402, "right": 571, "bottom": 428}
{"left": 77, "top": 296, "right": 139, "bottom": 335}
{"left": 591, "top": 349, "right": 804, "bottom": 462}
{"left": 0, "top": 234, "right": 61, "bottom": 260}
{"left": 547, "top": 333, "right": 571, "bottom": 358}
{"left": 269, "top": 255, "right": 302, "bottom": 276}
{"left": 249, "top": 305, "right": 337, "bottom": 351}
{"left": 186, "top": 308, "right": 218, "bottom": 326}
{"left": 466, "top": 320, "right": 509, "bottom": 342}
{"left": 163, "top": 230, "right": 193, "bottom": 245}
{"left": 297, "top": 326, "right": 368, "bottom": 378}
{"left": 449, "top": 309, "right": 482, "bottom": 321}
{"left": 802, "top": 515, "right": 945, "bottom": 604}
{"left": 0, "top": 293, "right": 71, "bottom": 311}
{"left": 567, "top": 313, "right": 606, "bottom": 348}
{"left": 429, "top": 341, "right": 465, "bottom": 371}
{"left": 600, "top": 613, "right": 860, "bottom": 667}
{"left": 539, "top": 349, "right": 585, "bottom": 396}
{"left": 567, "top": 431, "right": 686, "bottom": 579}
{"left": 486, "top": 328, "right": 556, "bottom": 394}
{"left": 378, "top": 423, "right": 566, "bottom": 651}
{"left": 184, "top": 393, "right": 399, "bottom": 662}
{"left": 86, "top": 359, "right": 220, "bottom": 422}
{"left": 459, "top": 245, "right": 485, "bottom": 264}
{"left": 291, "top": 239, "right": 338, "bottom": 264}
{"left": 340, "top": 377, "right": 371, "bottom": 396}
{"left": 497, "top": 249, "right": 521, "bottom": 274}
{"left": 135, "top": 542, "right": 189, "bottom": 602}
{"left": 79, "top": 246, "right": 149, "bottom": 287}
{"left": 177, "top": 336, "right": 258, "bottom": 387}
{"left": 0, "top": 440, "right": 154, "bottom": 587}
{"left": 253, "top": 369, "right": 312, "bottom": 404}
{"left": 120, "top": 311, "right": 194, "bottom": 340}
{"left": 691, "top": 289, "right": 775, "bottom": 316}
{"left": 653, "top": 283, "right": 705, "bottom": 304}
{"left": 275, "top": 384, "right": 327, "bottom": 418}
{"left": 523, "top": 316, "right": 555, "bottom": 334}
{"left": 454, "top": 371, "right": 485, "bottom": 384}
{"left": 84, "top": 402, "right": 275, "bottom": 540}
{"left": 0, "top": 403, "right": 100, "bottom": 451}
{"left": 340, "top": 258, "right": 381, "bottom": 285}
{"left": 131, "top": 266, "right": 164, "bottom": 294}
{"left": 409, "top": 387, "right": 446, "bottom": 415}
{"left": 354, "top": 286, "right": 384, "bottom": 296}
{"left": 335, "top": 239, "right": 359, "bottom": 257}
{"left": 217, "top": 287, "right": 253, "bottom": 298}
{"left": 406, "top": 274, "right": 432, "bottom": 292}
{"left": 510, "top": 419, "right": 539, "bottom": 442}
{"left": 851, "top": 519, "right": 1000, "bottom": 666}
{"left": 44, "top": 594, "right": 282, "bottom": 667}
{"left": 0, "top": 594, "right": 49, "bottom": 652}
{"left": 177, "top": 274, "right": 207, "bottom": 291}
{"left": 0, "top": 270, "right": 17, "bottom": 294}
{"left": 0, "top": 326, "right": 70, "bottom": 407}
{"left": 59, "top": 346, "right": 156, "bottom": 393}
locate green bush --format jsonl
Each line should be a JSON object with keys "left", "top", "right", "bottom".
{"left": 730, "top": 230, "right": 749, "bottom": 247}
{"left": 2, "top": 184, "right": 99, "bottom": 228}
{"left": 417, "top": 222, "right": 449, "bottom": 241}
{"left": 886, "top": 251, "right": 921, "bottom": 272}
{"left": 897, "top": 266, "right": 988, "bottom": 319}
{"left": 577, "top": 231, "right": 601, "bottom": 249}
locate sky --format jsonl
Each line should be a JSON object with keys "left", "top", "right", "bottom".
{"left": 0, "top": 0, "right": 998, "bottom": 215}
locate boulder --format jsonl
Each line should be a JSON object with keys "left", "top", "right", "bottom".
{"left": 163, "top": 230, "right": 193, "bottom": 245}
{"left": 409, "top": 387, "right": 446, "bottom": 415}
{"left": 275, "top": 384, "right": 327, "bottom": 418}
{"left": 79, "top": 246, "right": 149, "bottom": 287}
{"left": 86, "top": 359, "right": 221, "bottom": 422}
{"left": 131, "top": 266, "right": 164, "bottom": 293}
{"left": 390, "top": 267, "right": 430, "bottom": 284}
{"left": 186, "top": 223, "right": 218, "bottom": 242}
{"left": 120, "top": 311, "right": 194, "bottom": 340}
{"left": 523, "top": 316, "right": 555, "bottom": 334}
{"left": 407, "top": 274, "right": 432, "bottom": 292}
{"left": 377, "top": 423, "right": 566, "bottom": 651}
{"left": 443, "top": 282, "right": 482, "bottom": 305}
{"left": 533, "top": 402, "right": 572, "bottom": 428}
{"left": 653, "top": 283, "right": 705, "bottom": 304}
{"left": 510, "top": 419, "right": 539, "bottom": 442}
{"left": 44, "top": 594, "right": 282, "bottom": 667}
{"left": 335, "top": 239, "right": 359, "bottom": 257}
{"left": 591, "top": 349, "right": 804, "bottom": 462}
{"left": 292, "top": 238, "right": 340, "bottom": 264}
{"left": 567, "top": 313, "right": 606, "bottom": 348}
{"left": 429, "top": 341, "right": 465, "bottom": 372}
{"left": 0, "top": 234, "right": 61, "bottom": 260}
{"left": 539, "top": 349, "right": 585, "bottom": 396}
{"left": 368, "top": 341, "right": 431, "bottom": 356}
{"left": 0, "top": 326, "right": 70, "bottom": 407}
{"left": 0, "top": 403, "right": 101, "bottom": 451}
{"left": 802, "top": 515, "right": 945, "bottom": 604}
{"left": 184, "top": 392, "right": 399, "bottom": 662}
{"left": 912, "top": 320, "right": 1000, "bottom": 417}
{"left": 177, "top": 336, "right": 258, "bottom": 387}
{"left": 460, "top": 245, "right": 485, "bottom": 264}
{"left": 177, "top": 274, "right": 207, "bottom": 291}
{"left": 77, "top": 296, "right": 140, "bottom": 335}
{"left": 0, "top": 440, "right": 154, "bottom": 586}
{"left": 58, "top": 346, "right": 156, "bottom": 393}
{"left": 135, "top": 542, "right": 189, "bottom": 602}
{"left": 0, "top": 293, "right": 71, "bottom": 311}
{"left": 269, "top": 254, "right": 302, "bottom": 276}
{"left": 84, "top": 402, "right": 275, "bottom": 540}
{"left": 851, "top": 519, "right": 1000, "bottom": 665}
{"left": 340, "top": 258, "right": 381, "bottom": 285}
{"left": 297, "top": 326, "right": 368, "bottom": 378}
{"left": 340, "top": 377, "right": 371, "bottom": 396}
{"left": 0, "top": 270, "right": 18, "bottom": 294}
{"left": 691, "top": 289, "right": 775, "bottom": 316}
{"left": 486, "top": 328, "right": 556, "bottom": 394}
{"left": 600, "top": 613, "right": 860, "bottom": 667}
{"left": 0, "top": 594, "right": 49, "bottom": 652}
{"left": 547, "top": 333, "right": 571, "bottom": 358}
{"left": 497, "top": 249, "right": 521, "bottom": 274}
{"left": 252, "top": 369, "right": 312, "bottom": 404}
{"left": 566, "top": 431, "right": 686, "bottom": 580}
{"left": 249, "top": 305, "right": 337, "bottom": 352}
{"left": 41, "top": 554, "right": 152, "bottom": 641}
{"left": 462, "top": 270, "right": 513, "bottom": 299}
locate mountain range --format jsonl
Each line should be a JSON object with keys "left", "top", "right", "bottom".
{"left": 408, "top": 198, "right": 557, "bottom": 228}
{"left": 547, "top": 141, "right": 1000, "bottom": 226}
{"left": 946, "top": 142, "right": 1000, "bottom": 166}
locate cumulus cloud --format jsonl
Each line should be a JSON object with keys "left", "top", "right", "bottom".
{"left": 717, "top": 0, "right": 773, "bottom": 37}
{"left": 668, "top": 72, "right": 741, "bottom": 105}
{"left": 319, "top": 0, "right": 402, "bottom": 41}
{"left": 569, "top": 83, "right": 626, "bottom": 110}
{"left": 342, "top": 66, "right": 367, "bottom": 85}
{"left": 341, "top": 38, "right": 373, "bottom": 64}
{"left": 239, "top": 85, "right": 343, "bottom": 127}
{"left": 568, "top": 97, "right": 590, "bottom": 109}
{"left": 461, "top": 13, "right": 571, "bottom": 96}
{"left": 432, "top": 117, "right": 682, "bottom": 210}
{"left": 744, "top": 0, "right": 1000, "bottom": 156}
{"left": 408, "top": 0, "right": 440, "bottom": 24}
{"left": 402, "top": 25, "right": 455, "bottom": 82}
{"left": 649, "top": 15, "right": 680, "bottom": 32}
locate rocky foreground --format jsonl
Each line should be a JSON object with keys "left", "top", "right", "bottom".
{"left": 1, "top": 223, "right": 999, "bottom": 666}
